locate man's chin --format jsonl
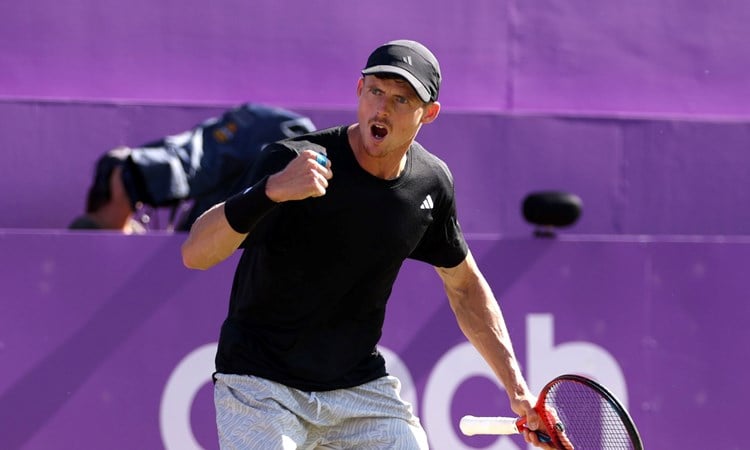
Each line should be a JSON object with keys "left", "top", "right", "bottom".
{"left": 363, "top": 141, "right": 390, "bottom": 159}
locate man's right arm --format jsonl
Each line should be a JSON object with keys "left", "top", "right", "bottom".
{"left": 181, "top": 148, "right": 332, "bottom": 270}
{"left": 181, "top": 202, "right": 247, "bottom": 270}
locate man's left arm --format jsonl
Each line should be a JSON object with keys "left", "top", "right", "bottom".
{"left": 435, "top": 250, "right": 547, "bottom": 445}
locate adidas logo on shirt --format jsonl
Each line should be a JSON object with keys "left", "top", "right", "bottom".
{"left": 420, "top": 195, "right": 434, "bottom": 210}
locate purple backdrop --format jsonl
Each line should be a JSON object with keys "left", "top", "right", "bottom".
{"left": 2, "top": 231, "right": 747, "bottom": 449}
{"left": 2, "top": 0, "right": 749, "bottom": 235}
{"left": 1, "top": 0, "right": 749, "bottom": 115}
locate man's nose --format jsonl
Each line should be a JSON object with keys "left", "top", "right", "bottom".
{"left": 375, "top": 96, "right": 393, "bottom": 115}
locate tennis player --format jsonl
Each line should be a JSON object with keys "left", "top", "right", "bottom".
{"left": 182, "top": 39, "right": 549, "bottom": 449}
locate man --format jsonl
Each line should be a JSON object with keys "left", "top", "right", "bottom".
{"left": 69, "top": 147, "right": 146, "bottom": 234}
{"left": 182, "top": 40, "right": 551, "bottom": 449}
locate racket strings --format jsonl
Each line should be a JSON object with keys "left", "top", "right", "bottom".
{"left": 545, "top": 381, "right": 638, "bottom": 449}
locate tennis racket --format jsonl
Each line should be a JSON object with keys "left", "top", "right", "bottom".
{"left": 459, "top": 374, "right": 643, "bottom": 449}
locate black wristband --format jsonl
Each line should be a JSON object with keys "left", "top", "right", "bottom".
{"left": 224, "top": 176, "right": 278, "bottom": 233}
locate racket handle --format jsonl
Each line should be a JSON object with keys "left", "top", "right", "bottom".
{"left": 459, "top": 415, "right": 520, "bottom": 436}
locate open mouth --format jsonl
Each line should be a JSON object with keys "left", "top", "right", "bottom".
{"left": 370, "top": 124, "right": 388, "bottom": 140}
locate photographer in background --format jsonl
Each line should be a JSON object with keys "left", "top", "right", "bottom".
{"left": 68, "top": 147, "right": 146, "bottom": 234}
{"left": 71, "top": 103, "right": 316, "bottom": 233}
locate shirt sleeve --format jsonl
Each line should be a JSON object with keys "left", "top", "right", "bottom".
{"left": 232, "top": 142, "right": 297, "bottom": 248}
{"left": 409, "top": 179, "right": 469, "bottom": 268}
{"left": 227, "top": 142, "right": 298, "bottom": 194}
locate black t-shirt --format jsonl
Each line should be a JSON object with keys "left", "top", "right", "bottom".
{"left": 216, "top": 126, "right": 468, "bottom": 391}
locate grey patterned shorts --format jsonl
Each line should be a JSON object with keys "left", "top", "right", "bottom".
{"left": 214, "top": 373, "right": 429, "bottom": 450}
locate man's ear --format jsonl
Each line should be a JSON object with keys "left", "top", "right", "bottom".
{"left": 356, "top": 77, "right": 364, "bottom": 97}
{"left": 421, "top": 101, "right": 441, "bottom": 124}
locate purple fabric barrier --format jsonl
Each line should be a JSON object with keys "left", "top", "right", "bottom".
{"left": 1, "top": 1, "right": 749, "bottom": 116}
{"left": 2, "top": 100, "right": 749, "bottom": 236}
{"left": 1, "top": 230, "right": 748, "bottom": 449}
